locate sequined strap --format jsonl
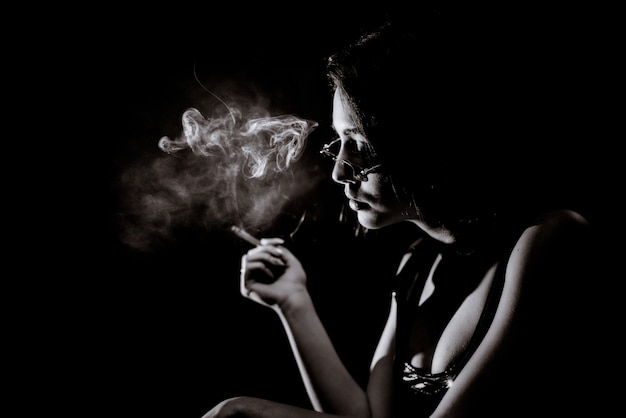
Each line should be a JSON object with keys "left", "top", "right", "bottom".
{"left": 402, "top": 362, "right": 455, "bottom": 395}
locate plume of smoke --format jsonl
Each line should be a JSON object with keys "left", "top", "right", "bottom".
{"left": 117, "top": 106, "right": 319, "bottom": 252}
{"left": 159, "top": 107, "right": 309, "bottom": 178}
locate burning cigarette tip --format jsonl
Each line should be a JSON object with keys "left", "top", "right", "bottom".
{"left": 230, "top": 225, "right": 262, "bottom": 246}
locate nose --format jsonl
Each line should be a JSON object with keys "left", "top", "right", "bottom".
{"left": 331, "top": 159, "right": 358, "bottom": 184}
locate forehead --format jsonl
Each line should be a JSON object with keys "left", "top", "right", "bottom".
{"left": 331, "top": 89, "right": 359, "bottom": 136}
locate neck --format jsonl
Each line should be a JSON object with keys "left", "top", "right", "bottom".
{"left": 408, "top": 220, "right": 457, "bottom": 245}
{"left": 409, "top": 213, "right": 500, "bottom": 257}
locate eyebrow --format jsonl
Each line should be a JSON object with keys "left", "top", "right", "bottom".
{"left": 331, "top": 126, "right": 361, "bottom": 136}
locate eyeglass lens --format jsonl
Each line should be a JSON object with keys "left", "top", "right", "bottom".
{"left": 320, "top": 139, "right": 381, "bottom": 181}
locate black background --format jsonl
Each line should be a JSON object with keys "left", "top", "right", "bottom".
{"left": 13, "top": 3, "right": 621, "bottom": 417}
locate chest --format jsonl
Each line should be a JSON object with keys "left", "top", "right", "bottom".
{"left": 403, "top": 253, "right": 500, "bottom": 373}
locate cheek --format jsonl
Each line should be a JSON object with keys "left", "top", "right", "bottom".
{"left": 367, "top": 175, "right": 408, "bottom": 213}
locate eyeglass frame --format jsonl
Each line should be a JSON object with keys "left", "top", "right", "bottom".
{"left": 319, "top": 138, "right": 383, "bottom": 182}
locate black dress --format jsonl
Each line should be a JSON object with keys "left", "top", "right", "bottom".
{"left": 391, "top": 236, "right": 506, "bottom": 418}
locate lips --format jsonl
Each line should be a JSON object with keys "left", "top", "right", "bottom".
{"left": 348, "top": 198, "right": 368, "bottom": 211}
{"left": 345, "top": 187, "right": 369, "bottom": 211}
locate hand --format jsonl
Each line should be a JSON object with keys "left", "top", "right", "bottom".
{"left": 240, "top": 238, "right": 308, "bottom": 310}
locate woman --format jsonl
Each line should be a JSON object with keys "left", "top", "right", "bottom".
{"left": 203, "top": 11, "right": 598, "bottom": 418}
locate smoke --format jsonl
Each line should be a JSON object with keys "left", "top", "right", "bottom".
{"left": 117, "top": 105, "right": 319, "bottom": 252}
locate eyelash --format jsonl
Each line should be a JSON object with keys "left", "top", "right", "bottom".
{"left": 335, "top": 137, "right": 369, "bottom": 156}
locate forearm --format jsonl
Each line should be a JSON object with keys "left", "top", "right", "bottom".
{"left": 277, "top": 291, "right": 370, "bottom": 417}
{"left": 208, "top": 396, "right": 364, "bottom": 418}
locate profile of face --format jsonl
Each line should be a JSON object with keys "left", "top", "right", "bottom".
{"left": 329, "top": 89, "right": 412, "bottom": 230}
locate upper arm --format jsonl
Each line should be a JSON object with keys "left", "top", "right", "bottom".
{"left": 370, "top": 293, "right": 397, "bottom": 372}
{"left": 432, "top": 209, "right": 595, "bottom": 417}
{"left": 366, "top": 293, "right": 397, "bottom": 418}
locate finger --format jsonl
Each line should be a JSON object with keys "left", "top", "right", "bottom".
{"left": 246, "top": 290, "right": 264, "bottom": 304}
{"left": 244, "top": 249, "right": 285, "bottom": 266}
{"left": 241, "top": 259, "right": 276, "bottom": 297}
{"left": 240, "top": 256, "right": 271, "bottom": 295}
{"left": 240, "top": 254, "right": 249, "bottom": 295}
{"left": 244, "top": 282, "right": 282, "bottom": 311}
{"left": 263, "top": 245, "right": 284, "bottom": 258}
{"left": 260, "top": 237, "right": 284, "bottom": 246}
{"left": 245, "top": 260, "right": 276, "bottom": 278}
{"left": 245, "top": 245, "right": 283, "bottom": 259}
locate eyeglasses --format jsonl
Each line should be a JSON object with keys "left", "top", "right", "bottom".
{"left": 320, "top": 138, "right": 382, "bottom": 182}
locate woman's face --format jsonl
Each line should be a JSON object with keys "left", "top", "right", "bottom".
{"left": 330, "top": 89, "right": 412, "bottom": 229}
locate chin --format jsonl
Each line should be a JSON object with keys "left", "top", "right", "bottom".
{"left": 356, "top": 211, "right": 397, "bottom": 230}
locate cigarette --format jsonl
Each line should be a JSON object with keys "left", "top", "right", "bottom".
{"left": 230, "top": 225, "right": 262, "bottom": 246}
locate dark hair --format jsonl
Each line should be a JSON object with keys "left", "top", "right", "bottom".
{"left": 325, "top": 10, "right": 578, "bottom": 236}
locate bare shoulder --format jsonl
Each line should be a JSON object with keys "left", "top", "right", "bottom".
{"left": 529, "top": 207, "right": 590, "bottom": 234}
{"left": 515, "top": 208, "right": 591, "bottom": 255}
{"left": 534, "top": 208, "right": 590, "bottom": 230}
{"left": 507, "top": 208, "right": 595, "bottom": 288}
